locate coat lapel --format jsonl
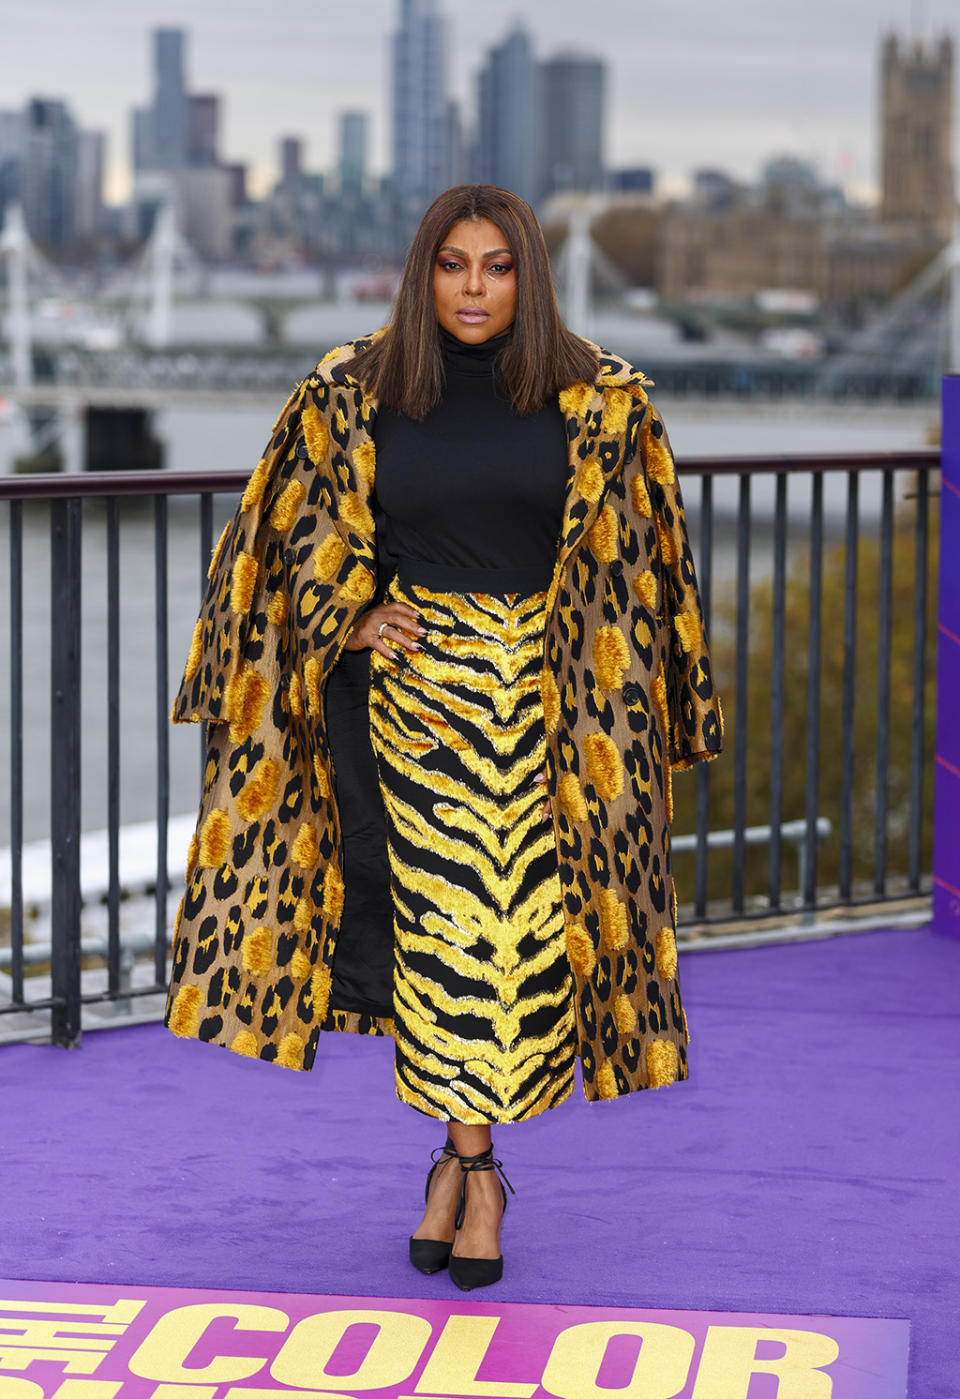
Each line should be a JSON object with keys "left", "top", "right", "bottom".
{"left": 316, "top": 356, "right": 379, "bottom": 577}
{"left": 555, "top": 381, "right": 616, "bottom": 578}
{"left": 546, "top": 363, "right": 649, "bottom": 614}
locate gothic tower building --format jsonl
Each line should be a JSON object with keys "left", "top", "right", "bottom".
{"left": 880, "top": 32, "right": 954, "bottom": 239}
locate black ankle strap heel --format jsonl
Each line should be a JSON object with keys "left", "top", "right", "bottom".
{"left": 409, "top": 1137, "right": 458, "bottom": 1275}
{"left": 449, "top": 1145, "right": 516, "bottom": 1292}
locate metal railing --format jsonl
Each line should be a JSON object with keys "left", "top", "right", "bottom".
{"left": 683, "top": 450, "right": 936, "bottom": 924}
{"left": 0, "top": 447, "right": 940, "bottom": 1045}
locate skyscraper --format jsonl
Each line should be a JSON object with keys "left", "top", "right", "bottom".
{"left": 280, "top": 137, "right": 303, "bottom": 187}
{"left": 0, "top": 111, "right": 26, "bottom": 223}
{"left": 475, "top": 26, "right": 541, "bottom": 205}
{"left": 339, "top": 112, "right": 369, "bottom": 193}
{"left": 539, "top": 54, "right": 606, "bottom": 198}
{"left": 75, "top": 129, "right": 106, "bottom": 239}
{"left": 22, "top": 98, "right": 78, "bottom": 247}
{"left": 444, "top": 99, "right": 467, "bottom": 188}
{"left": 131, "top": 106, "right": 155, "bottom": 173}
{"left": 880, "top": 32, "right": 954, "bottom": 238}
{"left": 391, "top": 0, "right": 448, "bottom": 199}
{"left": 153, "top": 28, "right": 189, "bottom": 169}
{"left": 132, "top": 28, "right": 190, "bottom": 173}
{"left": 188, "top": 95, "right": 219, "bottom": 167}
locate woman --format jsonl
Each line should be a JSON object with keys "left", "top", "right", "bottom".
{"left": 165, "top": 184, "right": 724, "bottom": 1291}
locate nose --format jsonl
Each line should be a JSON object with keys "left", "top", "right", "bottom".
{"left": 464, "top": 263, "right": 484, "bottom": 297}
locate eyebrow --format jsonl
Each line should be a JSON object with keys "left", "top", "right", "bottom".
{"left": 439, "top": 245, "right": 513, "bottom": 259}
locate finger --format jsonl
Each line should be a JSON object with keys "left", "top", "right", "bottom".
{"left": 369, "top": 623, "right": 396, "bottom": 655}
{"left": 534, "top": 771, "right": 547, "bottom": 785}
{"left": 541, "top": 801, "right": 551, "bottom": 822}
{"left": 386, "top": 625, "right": 420, "bottom": 652}
{"left": 375, "top": 626, "right": 419, "bottom": 655}
{"left": 389, "top": 605, "right": 427, "bottom": 635}
{"left": 372, "top": 628, "right": 405, "bottom": 656}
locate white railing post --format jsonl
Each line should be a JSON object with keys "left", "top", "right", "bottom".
{"left": 1, "top": 204, "right": 32, "bottom": 390}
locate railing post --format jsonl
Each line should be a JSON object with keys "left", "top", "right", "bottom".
{"left": 49, "top": 497, "right": 83, "bottom": 1045}
{"left": 934, "top": 375, "right": 960, "bottom": 935}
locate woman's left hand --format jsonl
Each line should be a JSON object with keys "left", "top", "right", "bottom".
{"left": 534, "top": 769, "right": 550, "bottom": 823}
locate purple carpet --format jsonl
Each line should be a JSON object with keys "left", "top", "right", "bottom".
{"left": 3, "top": 925, "right": 957, "bottom": 1397}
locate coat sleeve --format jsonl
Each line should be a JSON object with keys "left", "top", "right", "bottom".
{"left": 170, "top": 379, "right": 311, "bottom": 725}
{"left": 171, "top": 368, "right": 379, "bottom": 731}
{"left": 639, "top": 399, "right": 724, "bottom": 772}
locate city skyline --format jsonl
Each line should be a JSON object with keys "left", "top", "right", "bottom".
{"left": 1, "top": 0, "right": 956, "bottom": 207}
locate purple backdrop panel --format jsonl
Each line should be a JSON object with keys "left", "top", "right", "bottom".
{"left": 0, "top": 1278, "right": 909, "bottom": 1399}
{"left": 935, "top": 375, "right": 960, "bottom": 934}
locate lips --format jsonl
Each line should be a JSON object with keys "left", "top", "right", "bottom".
{"left": 457, "top": 308, "right": 489, "bottom": 322}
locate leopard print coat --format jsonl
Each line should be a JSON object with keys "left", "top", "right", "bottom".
{"left": 164, "top": 332, "right": 724, "bottom": 1102}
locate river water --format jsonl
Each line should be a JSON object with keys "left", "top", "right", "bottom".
{"left": 0, "top": 392, "right": 938, "bottom": 853}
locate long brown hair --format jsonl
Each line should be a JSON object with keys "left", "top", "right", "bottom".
{"left": 346, "top": 184, "right": 598, "bottom": 419}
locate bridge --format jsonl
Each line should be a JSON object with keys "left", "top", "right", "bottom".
{"left": 3, "top": 201, "right": 960, "bottom": 462}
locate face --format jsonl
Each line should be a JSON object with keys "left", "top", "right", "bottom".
{"left": 432, "top": 217, "right": 517, "bottom": 344}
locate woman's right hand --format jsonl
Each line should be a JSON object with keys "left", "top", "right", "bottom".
{"left": 344, "top": 602, "right": 427, "bottom": 658}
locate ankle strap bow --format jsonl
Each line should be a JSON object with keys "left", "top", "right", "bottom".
{"left": 453, "top": 1145, "right": 516, "bottom": 1232}
{"left": 430, "top": 1137, "right": 458, "bottom": 1167}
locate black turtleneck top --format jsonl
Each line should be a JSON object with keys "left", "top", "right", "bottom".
{"left": 371, "top": 327, "right": 568, "bottom": 583}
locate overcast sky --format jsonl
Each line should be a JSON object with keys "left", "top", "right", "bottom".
{"left": 0, "top": 0, "right": 956, "bottom": 203}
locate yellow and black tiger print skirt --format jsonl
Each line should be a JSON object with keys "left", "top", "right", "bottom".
{"left": 368, "top": 559, "right": 578, "bottom": 1125}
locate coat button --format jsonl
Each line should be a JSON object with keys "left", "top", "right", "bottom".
{"left": 610, "top": 560, "right": 624, "bottom": 576}
{"left": 622, "top": 682, "right": 641, "bottom": 705}
{"left": 284, "top": 547, "right": 296, "bottom": 566}
{"left": 280, "top": 673, "right": 291, "bottom": 690}
{"left": 295, "top": 440, "right": 309, "bottom": 460}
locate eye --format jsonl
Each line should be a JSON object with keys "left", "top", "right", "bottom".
{"left": 438, "top": 259, "right": 463, "bottom": 272}
{"left": 489, "top": 262, "right": 513, "bottom": 275}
